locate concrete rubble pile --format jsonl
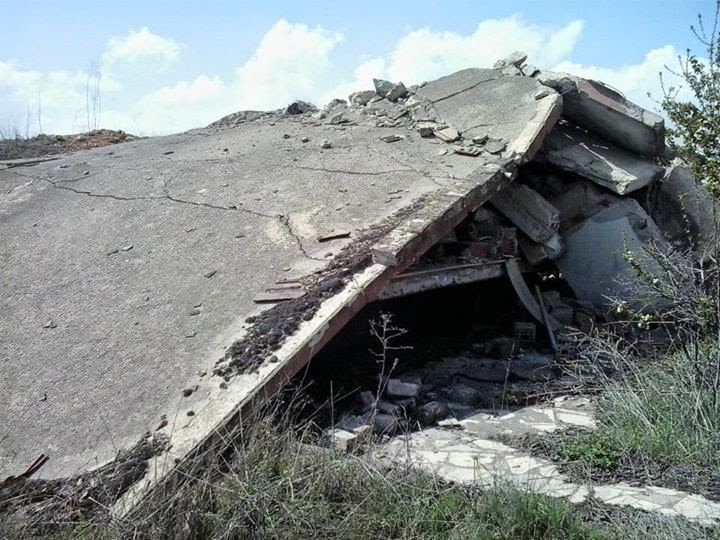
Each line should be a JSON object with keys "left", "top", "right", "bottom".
{"left": 272, "top": 50, "right": 715, "bottom": 312}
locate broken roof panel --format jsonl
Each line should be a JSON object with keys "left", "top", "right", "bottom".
{"left": 0, "top": 66, "right": 561, "bottom": 489}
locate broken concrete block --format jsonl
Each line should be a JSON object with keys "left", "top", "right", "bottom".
{"left": 446, "top": 384, "right": 481, "bottom": 405}
{"left": 556, "top": 198, "right": 670, "bottom": 309}
{"left": 285, "top": 100, "right": 318, "bottom": 115}
{"left": 326, "top": 428, "right": 365, "bottom": 452}
{"left": 484, "top": 138, "right": 507, "bottom": 154}
{"left": 434, "top": 126, "right": 461, "bottom": 143}
{"left": 647, "top": 159, "right": 716, "bottom": 255}
{"left": 542, "top": 124, "right": 664, "bottom": 195}
{"left": 537, "top": 73, "right": 665, "bottom": 157}
{"left": 416, "top": 121, "right": 437, "bottom": 137}
{"left": 485, "top": 337, "right": 517, "bottom": 358}
{"left": 373, "top": 78, "right": 394, "bottom": 96}
{"left": 491, "top": 183, "right": 560, "bottom": 243}
{"left": 349, "top": 90, "right": 376, "bottom": 106}
{"left": 494, "top": 51, "right": 528, "bottom": 69}
{"left": 385, "top": 378, "right": 421, "bottom": 398}
{"left": 377, "top": 400, "right": 402, "bottom": 416}
{"left": 386, "top": 82, "right": 408, "bottom": 102}
{"left": 372, "top": 413, "right": 399, "bottom": 435}
{"left": 419, "top": 401, "right": 449, "bottom": 426}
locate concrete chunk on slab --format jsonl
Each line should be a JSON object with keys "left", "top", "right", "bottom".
{"left": 538, "top": 72, "right": 665, "bottom": 157}
{"left": 491, "top": 183, "right": 560, "bottom": 243}
{"left": 556, "top": 198, "right": 669, "bottom": 308}
{"left": 648, "top": 159, "right": 716, "bottom": 254}
{"left": 416, "top": 68, "right": 562, "bottom": 162}
{"left": 541, "top": 124, "right": 664, "bottom": 195}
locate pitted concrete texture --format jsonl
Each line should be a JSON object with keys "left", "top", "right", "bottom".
{"left": 374, "top": 396, "right": 720, "bottom": 525}
{"left": 1, "top": 68, "right": 562, "bottom": 481}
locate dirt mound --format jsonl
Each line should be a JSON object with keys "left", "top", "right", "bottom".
{"left": 0, "top": 129, "right": 139, "bottom": 160}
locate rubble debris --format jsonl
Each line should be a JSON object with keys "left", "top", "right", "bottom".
{"left": 416, "top": 122, "right": 437, "bottom": 138}
{"left": 453, "top": 145, "right": 482, "bottom": 157}
{"left": 484, "top": 138, "right": 507, "bottom": 154}
{"left": 494, "top": 51, "right": 528, "bottom": 70}
{"left": 317, "top": 230, "right": 351, "bottom": 243}
{"left": 556, "top": 198, "right": 669, "bottom": 308}
{"left": 537, "top": 72, "right": 665, "bottom": 157}
{"left": 491, "top": 183, "right": 560, "bottom": 244}
{"left": 349, "top": 90, "right": 376, "bottom": 106}
{"left": 320, "top": 139, "right": 333, "bottom": 149}
{"left": 373, "top": 78, "right": 408, "bottom": 102}
{"left": 285, "top": 100, "right": 318, "bottom": 115}
{"left": 433, "top": 126, "right": 461, "bottom": 143}
{"left": 541, "top": 123, "right": 664, "bottom": 195}
{"left": 253, "top": 288, "right": 306, "bottom": 304}
{"left": 545, "top": 179, "right": 619, "bottom": 231}
{"left": 380, "top": 134, "right": 403, "bottom": 143}
{"left": 385, "top": 378, "right": 421, "bottom": 398}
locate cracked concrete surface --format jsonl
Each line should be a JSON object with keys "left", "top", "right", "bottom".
{"left": 1, "top": 68, "right": 561, "bottom": 482}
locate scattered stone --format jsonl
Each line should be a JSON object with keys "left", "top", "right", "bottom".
{"left": 182, "top": 386, "right": 196, "bottom": 398}
{"left": 380, "top": 134, "right": 403, "bottom": 143}
{"left": 282, "top": 133, "right": 291, "bottom": 139}
{"left": 156, "top": 416, "right": 168, "bottom": 431}
{"left": 377, "top": 400, "right": 402, "bottom": 416}
{"left": 189, "top": 309, "right": 201, "bottom": 316}
{"left": 186, "top": 410, "right": 195, "bottom": 417}
{"left": 372, "top": 413, "right": 398, "bottom": 435}
{"left": 349, "top": 90, "right": 376, "bottom": 106}
{"left": 326, "top": 428, "right": 364, "bottom": 452}
{"left": 373, "top": 78, "right": 394, "bottom": 97}
{"left": 434, "top": 126, "right": 461, "bottom": 143}
{"left": 491, "top": 183, "right": 560, "bottom": 243}
{"left": 285, "top": 100, "right": 317, "bottom": 115}
{"left": 385, "top": 378, "right": 421, "bottom": 398}
{"left": 385, "top": 82, "right": 408, "bottom": 102}
{"left": 203, "top": 270, "right": 217, "bottom": 278}
{"left": 453, "top": 145, "right": 482, "bottom": 157}
{"left": 416, "top": 122, "right": 437, "bottom": 138}
{"left": 301, "top": 137, "right": 310, "bottom": 143}
{"left": 494, "top": 51, "right": 528, "bottom": 69}
{"left": 484, "top": 139, "right": 506, "bottom": 154}
{"left": 419, "top": 401, "right": 449, "bottom": 426}
{"left": 43, "top": 320, "right": 57, "bottom": 329}
{"left": 320, "top": 140, "right": 332, "bottom": 149}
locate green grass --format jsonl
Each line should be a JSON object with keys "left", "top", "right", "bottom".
{"left": 580, "top": 343, "right": 720, "bottom": 471}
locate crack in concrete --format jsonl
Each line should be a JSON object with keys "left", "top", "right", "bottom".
{"left": 39, "top": 175, "right": 275, "bottom": 219}
{"left": 35, "top": 174, "right": 325, "bottom": 263}
{"left": 430, "top": 77, "right": 495, "bottom": 104}
{"left": 278, "top": 213, "right": 325, "bottom": 261}
{"left": 291, "top": 165, "right": 414, "bottom": 176}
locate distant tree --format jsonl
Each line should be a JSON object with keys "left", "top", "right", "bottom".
{"left": 662, "top": 0, "right": 720, "bottom": 196}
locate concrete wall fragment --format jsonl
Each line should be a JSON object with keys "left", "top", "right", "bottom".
{"left": 555, "top": 198, "right": 669, "bottom": 309}
{"left": 541, "top": 124, "right": 664, "bottom": 195}
{"left": 537, "top": 72, "right": 665, "bottom": 157}
{"left": 490, "top": 183, "right": 560, "bottom": 243}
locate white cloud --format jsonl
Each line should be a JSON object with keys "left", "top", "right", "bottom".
{"left": 103, "top": 27, "right": 182, "bottom": 67}
{"left": 325, "top": 16, "right": 584, "bottom": 102}
{"left": 553, "top": 45, "right": 688, "bottom": 115}
{"left": 232, "top": 19, "right": 343, "bottom": 110}
{"left": 0, "top": 17, "right": 690, "bottom": 137}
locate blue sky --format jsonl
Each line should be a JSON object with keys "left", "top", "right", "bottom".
{"left": 0, "top": 1, "right": 713, "bottom": 135}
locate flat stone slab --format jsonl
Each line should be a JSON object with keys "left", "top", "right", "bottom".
{"left": 1, "top": 68, "right": 562, "bottom": 485}
{"left": 538, "top": 72, "right": 665, "bottom": 157}
{"left": 374, "top": 396, "right": 720, "bottom": 525}
{"left": 541, "top": 124, "right": 664, "bottom": 195}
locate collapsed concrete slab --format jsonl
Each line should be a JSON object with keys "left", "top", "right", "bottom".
{"left": 541, "top": 124, "right": 664, "bottom": 195}
{"left": 556, "top": 198, "right": 669, "bottom": 308}
{"left": 537, "top": 72, "right": 665, "bottom": 157}
{"left": 647, "top": 158, "right": 716, "bottom": 255}
{"left": 0, "top": 66, "right": 562, "bottom": 511}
